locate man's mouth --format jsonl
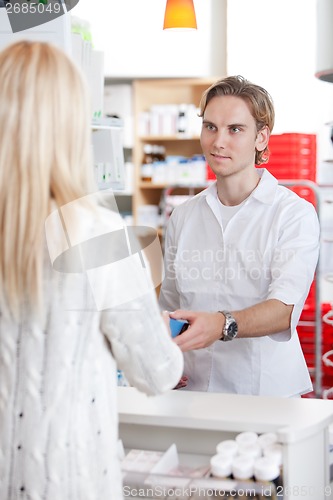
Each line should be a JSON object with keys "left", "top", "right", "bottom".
{"left": 211, "top": 152, "right": 231, "bottom": 159}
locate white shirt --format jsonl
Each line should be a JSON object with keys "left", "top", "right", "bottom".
{"left": 0, "top": 204, "right": 183, "bottom": 500}
{"left": 218, "top": 198, "right": 247, "bottom": 230}
{"left": 159, "top": 169, "right": 320, "bottom": 397}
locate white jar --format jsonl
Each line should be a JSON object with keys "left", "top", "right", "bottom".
{"left": 210, "top": 453, "right": 233, "bottom": 478}
{"left": 254, "top": 456, "right": 280, "bottom": 482}
{"left": 235, "top": 431, "right": 259, "bottom": 446}
{"left": 238, "top": 442, "right": 262, "bottom": 459}
{"left": 232, "top": 455, "right": 254, "bottom": 480}
{"left": 257, "top": 432, "right": 278, "bottom": 450}
{"left": 216, "top": 439, "right": 239, "bottom": 458}
{"left": 263, "top": 443, "right": 283, "bottom": 466}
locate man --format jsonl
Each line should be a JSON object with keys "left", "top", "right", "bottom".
{"left": 159, "top": 75, "right": 320, "bottom": 397}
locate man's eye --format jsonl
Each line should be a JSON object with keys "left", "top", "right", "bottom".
{"left": 231, "top": 127, "right": 241, "bottom": 133}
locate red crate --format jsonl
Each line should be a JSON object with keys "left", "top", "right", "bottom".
{"left": 266, "top": 161, "right": 316, "bottom": 179}
{"left": 289, "top": 186, "right": 317, "bottom": 206}
{"left": 209, "top": 133, "right": 317, "bottom": 183}
{"left": 298, "top": 327, "right": 333, "bottom": 347}
{"left": 264, "top": 133, "right": 317, "bottom": 182}
{"left": 301, "top": 350, "right": 333, "bottom": 376}
{"left": 206, "top": 162, "right": 216, "bottom": 181}
{"left": 303, "top": 374, "right": 333, "bottom": 398}
{"left": 300, "top": 302, "right": 331, "bottom": 322}
{"left": 269, "top": 133, "right": 316, "bottom": 149}
{"left": 298, "top": 303, "right": 333, "bottom": 381}
{"left": 302, "top": 281, "right": 317, "bottom": 311}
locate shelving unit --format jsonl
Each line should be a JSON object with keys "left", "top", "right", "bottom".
{"left": 118, "top": 386, "right": 333, "bottom": 499}
{"left": 91, "top": 118, "right": 125, "bottom": 191}
{"left": 132, "top": 77, "right": 218, "bottom": 223}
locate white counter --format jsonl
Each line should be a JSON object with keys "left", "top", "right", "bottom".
{"left": 118, "top": 387, "right": 333, "bottom": 499}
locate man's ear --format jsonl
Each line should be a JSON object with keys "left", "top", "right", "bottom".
{"left": 255, "top": 126, "right": 270, "bottom": 152}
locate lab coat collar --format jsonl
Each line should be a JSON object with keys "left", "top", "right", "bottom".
{"left": 252, "top": 168, "right": 279, "bottom": 204}
{"left": 204, "top": 168, "right": 278, "bottom": 206}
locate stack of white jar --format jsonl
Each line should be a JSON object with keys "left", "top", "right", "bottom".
{"left": 210, "top": 431, "right": 283, "bottom": 484}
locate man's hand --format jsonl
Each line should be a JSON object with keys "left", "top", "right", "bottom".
{"left": 169, "top": 310, "right": 224, "bottom": 351}
{"left": 169, "top": 300, "right": 294, "bottom": 352}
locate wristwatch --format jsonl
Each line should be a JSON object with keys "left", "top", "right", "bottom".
{"left": 218, "top": 311, "right": 238, "bottom": 341}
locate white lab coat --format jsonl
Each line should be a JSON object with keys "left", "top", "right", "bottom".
{"left": 159, "top": 169, "right": 320, "bottom": 397}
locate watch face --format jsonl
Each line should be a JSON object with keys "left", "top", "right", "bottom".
{"left": 228, "top": 321, "right": 238, "bottom": 337}
{"left": 220, "top": 311, "right": 238, "bottom": 341}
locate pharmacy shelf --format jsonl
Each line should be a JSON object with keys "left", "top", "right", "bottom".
{"left": 133, "top": 77, "right": 217, "bottom": 223}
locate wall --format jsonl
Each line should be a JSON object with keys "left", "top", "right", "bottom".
{"left": 72, "top": 0, "right": 333, "bottom": 131}
{"left": 227, "top": 0, "right": 333, "bottom": 134}
{"left": 227, "top": 0, "right": 333, "bottom": 305}
{"left": 72, "top": 0, "right": 226, "bottom": 78}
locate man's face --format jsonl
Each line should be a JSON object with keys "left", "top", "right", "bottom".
{"left": 200, "top": 95, "right": 268, "bottom": 179}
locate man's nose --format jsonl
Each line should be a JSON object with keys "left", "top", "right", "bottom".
{"left": 212, "top": 129, "right": 228, "bottom": 149}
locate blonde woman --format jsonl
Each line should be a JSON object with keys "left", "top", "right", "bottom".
{"left": 0, "top": 41, "right": 183, "bottom": 500}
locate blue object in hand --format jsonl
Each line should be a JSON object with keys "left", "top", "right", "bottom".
{"left": 169, "top": 318, "right": 189, "bottom": 338}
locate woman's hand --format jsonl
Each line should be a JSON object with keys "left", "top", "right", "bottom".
{"left": 173, "top": 375, "right": 188, "bottom": 389}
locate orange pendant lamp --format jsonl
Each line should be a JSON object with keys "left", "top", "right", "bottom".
{"left": 163, "top": 0, "right": 197, "bottom": 30}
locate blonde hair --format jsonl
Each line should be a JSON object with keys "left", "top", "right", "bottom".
{"left": 199, "top": 75, "right": 275, "bottom": 165}
{"left": 0, "top": 41, "right": 95, "bottom": 319}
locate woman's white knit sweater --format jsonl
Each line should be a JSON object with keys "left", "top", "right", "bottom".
{"left": 0, "top": 204, "right": 183, "bottom": 500}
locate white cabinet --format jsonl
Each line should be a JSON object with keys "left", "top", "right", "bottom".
{"left": 118, "top": 387, "right": 333, "bottom": 499}
{"left": 72, "top": 0, "right": 226, "bottom": 78}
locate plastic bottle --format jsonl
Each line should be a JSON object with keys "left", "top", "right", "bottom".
{"left": 190, "top": 154, "right": 207, "bottom": 185}
{"left": 152, "top": 145, "right": 161, "bottom": 162}
{"left": 159, "top": 145, "right": 166, "bottom": 161}
{"left": 177, "top": 104, "right": 188, "bottom": 136}
{"left": 151, "top": 145, "right": 167, "bottom": 184}
{"left": 140, "top": 144, "right": 154, "bottom": 182}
